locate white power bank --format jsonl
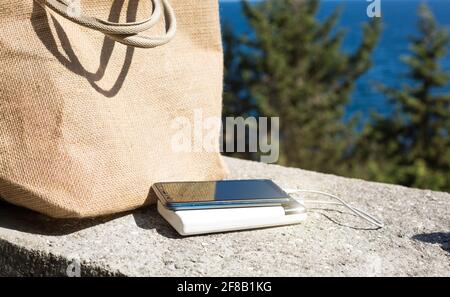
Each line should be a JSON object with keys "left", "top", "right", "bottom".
{"left": 157, "top": 198, "right": 307, "bottom": 236}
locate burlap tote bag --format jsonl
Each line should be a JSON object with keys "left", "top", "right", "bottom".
{"left": 0, "top": 0, "right": 228, "bottom": 218}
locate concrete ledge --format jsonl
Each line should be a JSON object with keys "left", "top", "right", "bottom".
{"left": 0, "top": 157, "right": 449, "bottom": 276}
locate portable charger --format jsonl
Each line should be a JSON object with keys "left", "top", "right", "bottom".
{"left": 157, "top": 198, "right": 307, "bottom": 236}
{"left": 154, "top": 180, "right": 384, "bottom": 236}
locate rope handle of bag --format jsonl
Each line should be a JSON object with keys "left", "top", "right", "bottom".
{"left": 35, "top": 0, "right": 177, "bottom": 48}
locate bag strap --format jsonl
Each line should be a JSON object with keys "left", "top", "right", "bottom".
{"left": 35, "top": 0, "right": 177, "bottom": 48}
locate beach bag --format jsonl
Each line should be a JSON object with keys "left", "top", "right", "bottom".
{"left": 0, "top": 0, "right": 228, "bottom": 218}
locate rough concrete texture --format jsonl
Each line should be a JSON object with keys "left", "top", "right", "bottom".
{"left": 0, "top": 157, "right": 449, "bottom": 276}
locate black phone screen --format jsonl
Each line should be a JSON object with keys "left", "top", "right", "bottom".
{"left": 154, "top": 179, "right": 290, "bottom": 204}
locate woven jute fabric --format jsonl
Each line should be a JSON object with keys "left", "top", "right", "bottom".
{"left": 0, "top": 0, "right": 228, "bottom": 218}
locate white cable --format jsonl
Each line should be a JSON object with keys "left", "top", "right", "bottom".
{"left": 285, "top": 189, "right": 384, "bottom": 229}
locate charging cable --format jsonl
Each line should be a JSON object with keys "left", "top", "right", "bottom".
{"left": 285, "top": 189, "right": 384, "bottom": 229}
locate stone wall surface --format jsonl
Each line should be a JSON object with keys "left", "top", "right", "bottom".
{"left": 0, "top": 157, "right": 449, "bottom": 276}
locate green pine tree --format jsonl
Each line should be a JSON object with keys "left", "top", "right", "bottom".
{"left": 223, "top": 0, "right": 380, "bottom": 173}
{"left": 356, "top": 4, "right": 450, "bottom": 191}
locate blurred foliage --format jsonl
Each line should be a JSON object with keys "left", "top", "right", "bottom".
{"left": 222, "top": 0, "right": 450, "bottom": 192}
{"left": 353, "top": 4, "right": 450, "bottom": 191}
{"left": 223, "top": 0, "right": 380, "bottom": 173}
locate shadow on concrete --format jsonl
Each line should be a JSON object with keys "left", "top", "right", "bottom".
{"left": 0, "top": 199, "right": 127, "bottom": 236}
{"left": 0, "top": 187, "right": 181, "bottom": 239}
{"left": 132, "top": 206, "right": 183, "bottom": 239}
{"left": 129, "top": 186, "right": 184, "bottom": 239}
{"left": 0, "top": 197, "right": 181, "bottom": 239}
{"left": 412, "top": 232, "right": 450, "bottom": 253}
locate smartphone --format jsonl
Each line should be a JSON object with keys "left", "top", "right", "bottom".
{"left": 153, "top": 179, "right": 291, "bottom": 211}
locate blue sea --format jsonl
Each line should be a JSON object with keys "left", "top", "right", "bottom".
{"left": 219, "top": 0, "right": 450, "bottom": 122}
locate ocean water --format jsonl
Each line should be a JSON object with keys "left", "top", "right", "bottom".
{"left": 219, "top": 0, "right": 450, "bottom": 121}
